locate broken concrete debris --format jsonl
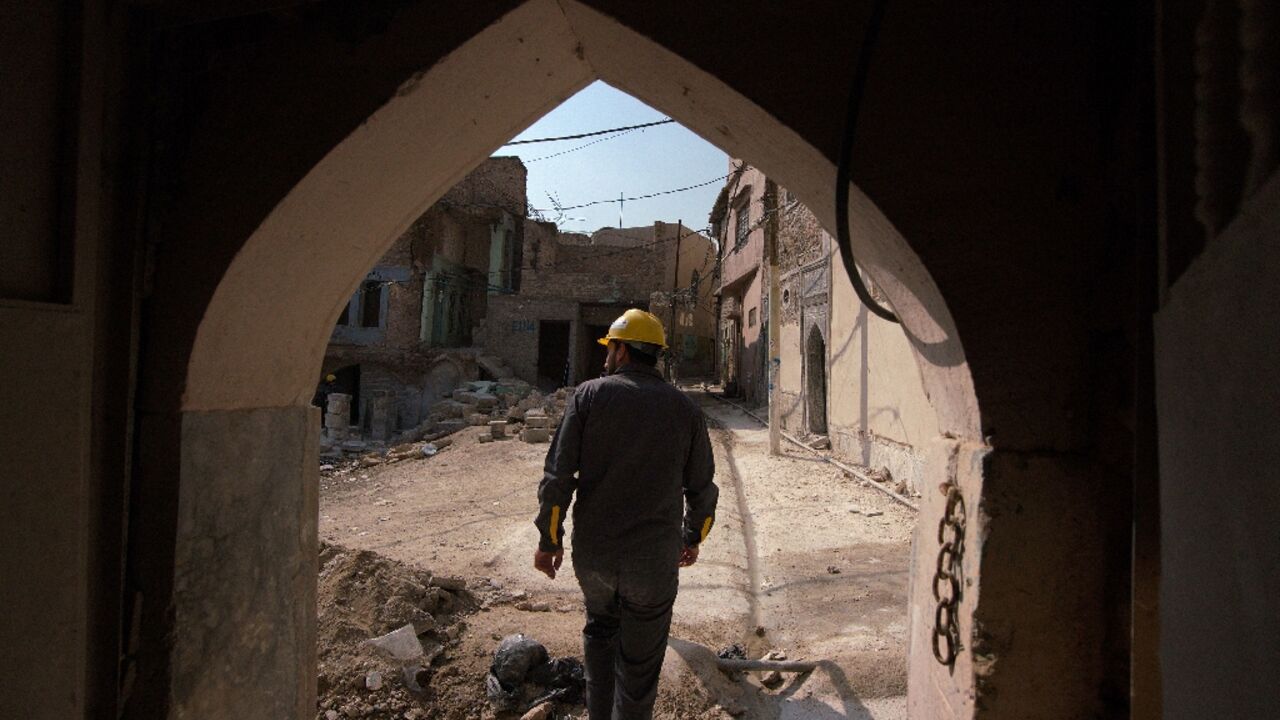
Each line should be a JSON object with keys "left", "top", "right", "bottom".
{"left": 520, "top": 427, "right": 551, "bottom": 443}
{"left": 364, "top": 623, "right": 424, "bottom": 662}
{"left": 520, "top": 702, "right": 553, "bottom": 720}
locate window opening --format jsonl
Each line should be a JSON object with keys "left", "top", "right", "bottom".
{"left": 360, "top": 281, "right": 383, "bottom": 328}
{"left": 734, "top": 197, "right": 751, "bottom": 249}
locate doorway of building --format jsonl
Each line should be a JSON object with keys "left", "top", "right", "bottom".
{"left": 806, "top": 326, "right": 827, "bottom": 434}
{"left": 585, "top": 324, "right": 609, "bottom": 381}
{"left": 537, "top": 320, "right": 571, "bottom": 389}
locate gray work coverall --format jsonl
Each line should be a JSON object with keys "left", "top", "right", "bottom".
{"left": 534, "top": 363, "right": 718, "bottom": 719}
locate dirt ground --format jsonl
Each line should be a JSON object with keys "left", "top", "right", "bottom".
{"left": 319, "top": 388, "right": 915, "bottom": 719}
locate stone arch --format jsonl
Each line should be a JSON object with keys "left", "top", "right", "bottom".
{"left": 171, "top": 1, "right": 984, "bottom": 717}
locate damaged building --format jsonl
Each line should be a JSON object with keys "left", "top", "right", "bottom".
{"left": 320, "top": 156, "right": 717, "bottom": 444}
{"left": 320, "top": 157, "right": 527, "bottom": 443}
{"left": 711, "top": 161, "right": 937, "bottom": 493}
{"left": 482, "top": 221, "right": 716, "bottom": 387}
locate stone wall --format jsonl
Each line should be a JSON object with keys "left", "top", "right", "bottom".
{"left": 483, "top": 294, "right": 578, "bottom": 384}
{"left": 487, "top": 221, "right": 716, "bottom": 384}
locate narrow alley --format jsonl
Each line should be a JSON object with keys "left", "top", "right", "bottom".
{"left": 317, "top": 387, "right": 912, "bottom": 719}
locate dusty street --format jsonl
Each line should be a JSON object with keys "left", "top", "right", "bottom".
{"left": 319, "top": 389, "right": 915, "bottom": 719}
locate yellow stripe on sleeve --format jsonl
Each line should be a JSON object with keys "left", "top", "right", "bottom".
{"left": 549, "top": 505, "right": 561, "bottom": 546}
{"left": 700, "top": 516, "right": 713, "bottom": 543}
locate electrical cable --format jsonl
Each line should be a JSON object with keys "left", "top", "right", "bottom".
{"left": 525, "top": 125, "right": 647, "bottom": 163}
{"left": 502, "top": 118, "right": 675, "bottom": 145}
{"left": 549, "top": 172, "right": 732, "bottom": 212}
{"left": 834, "top": 0, "right": 899, "bottom": 323}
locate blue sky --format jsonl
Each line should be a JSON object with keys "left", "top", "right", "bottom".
{"left": 494, "top": 81, "right": 728, "bottom": 234}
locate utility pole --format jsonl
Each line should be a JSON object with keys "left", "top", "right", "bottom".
{"left": 668, "top": 220, "right": 683, "bottom": 384}
{"left": 764, "top": 181, "right": 782, "bottom": 455}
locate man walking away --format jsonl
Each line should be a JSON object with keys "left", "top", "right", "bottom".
{"left": 533, "top": 308, "right": 718, "bottom": 720}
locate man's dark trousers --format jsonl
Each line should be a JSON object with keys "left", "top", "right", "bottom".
{"left": 575, "top": 559, "right": 679, "bottom": 720}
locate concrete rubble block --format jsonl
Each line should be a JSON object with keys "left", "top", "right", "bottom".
{"left": 524, "top": 415, "right": 550, "bottom": 429}
{"left": 363, "top": 623, "right": 423, "bottom": 661}
{"left": 457, "top": 403, "right": 479, "bottom": 418}
{"left": 467, "top": 413, "right": 489, "bottom": 426}
{"left": 473, "top": 392, "right": 498, "bottom": 409}
{"left": 478, "top": 434, "right": 493, "bottom": 443}
{"left": 488, "top": 420, "right": 507, "bottom": 438}
{"left": 477, "top": 355, "right": 517, "bottom": 380}
{"left": 495, "top": 380, "right": 534, "bottom": 399}
{"left": 430, "top": 399, "right": 465, "bottom": 418}
{"left": 521, "top": 427, "right": 550, "bottom": 443}
{"left": 435, "top": 419, "right": 467, "bottom": 435}
{"left": 453, "top": 390, "right": 478, "bottom": 404}
{"left": 520, "top": 702, "right": 553, "bottom": 720}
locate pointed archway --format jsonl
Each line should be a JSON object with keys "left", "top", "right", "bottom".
{"left": 806, "top": 325, "right": 828, "bottom": 435}
{"left": 157, "top": 1, "right": 985, "bottom": 717}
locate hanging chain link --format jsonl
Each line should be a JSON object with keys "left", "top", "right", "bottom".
{"left": 931, "top": 480, "right": 966, "bottom": 666}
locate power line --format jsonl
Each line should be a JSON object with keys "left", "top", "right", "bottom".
{"left": 544, "top": 170, "right": 736, "bottom": 213}
{"left": 525, "top": 125, "right": 645, "bottom": 163}
{"left": 502, "top": 118, "right": 675, "bottom": 145}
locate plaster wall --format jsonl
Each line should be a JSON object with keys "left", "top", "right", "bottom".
{"left": 777, "top": 321, "right": 804, "bottom": 427}
{"left": 828, "top": 244, "right": 939, "bottom": 491}
{"left": 0, "top": 305, "right": 90, "bottom": 720}
{"left": 1155, "top": 173, "right": 1280, "bottom": 719}
{"left": 0, "top": 2, "right": 69, "bottom": 301}
{"left": 654, "top": 221, "right": 716, "bottom": 357}
{"left": 717, "top": 164, "right": 767, "bottom": 291}
{"left": 726, "top": 270, "right": 766, "bottom": 405}
{"left": 0, "top": 1, "right": 115, "bottom": 713}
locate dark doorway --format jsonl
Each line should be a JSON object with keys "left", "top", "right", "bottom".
{"left": 585, "top": 324, "right": 609, "bottom": 382}
{"left": 537, "top": 320, "right": 571, "bottom": 389}
{"left": 806, "top": 326, "right": 827, "bottom": 434}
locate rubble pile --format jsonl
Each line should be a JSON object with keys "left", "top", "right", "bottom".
{"left": 320, "top": 382, "right": 577, "bottom": 473}
{"left": 316, "top": 542, "right": 474, "bottom": 719}
{"left": 449, "top": 381, "right": 574, "bottom": 446}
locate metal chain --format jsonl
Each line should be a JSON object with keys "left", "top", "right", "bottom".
{"left": 931, "top": 480, "right": 966, "bottom": 665}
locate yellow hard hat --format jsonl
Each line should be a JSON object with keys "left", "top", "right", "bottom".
{"left": 325, "top": 374, "right": 337, "bottom": 382}
{"left": 597, "top": 308, "right": 668, "bottom": 349}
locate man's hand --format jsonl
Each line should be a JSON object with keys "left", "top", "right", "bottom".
{"left": 534, "top": 549, "right": 564, "bottom": 579}
{"left": 678, "top": 544, "right": 700, "bottom": 568}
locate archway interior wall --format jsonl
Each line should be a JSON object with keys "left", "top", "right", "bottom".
{"left": 175, "top": 1, "right": 985, "bottom": 718}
